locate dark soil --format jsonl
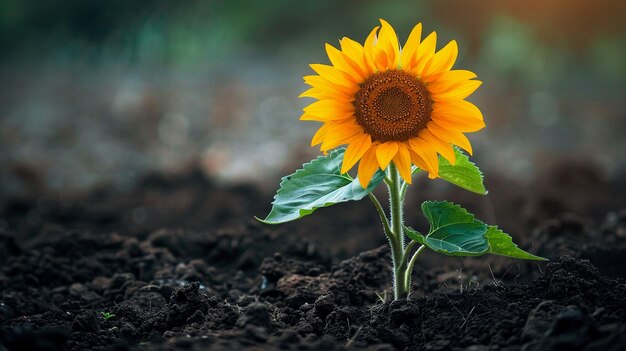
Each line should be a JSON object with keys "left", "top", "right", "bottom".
{"left": 1, "top": 166, "right": 626, "bottom": 351}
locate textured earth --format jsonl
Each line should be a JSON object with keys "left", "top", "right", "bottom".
{"left": 1, "top": 165, "right": 625, "bottom": 350}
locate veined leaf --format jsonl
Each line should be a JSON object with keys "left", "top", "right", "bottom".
{"left": 413, "top": 201, "right": 489, "bottom": 256}
{"left": 407, "top": 201, "right": 546, "bottom": 260}
{"left": 421, "top": 199, "right": 475, "bottom": 229}
{"left": 258, "top": 148, "right": 385, "bottom": 224}
{"left": 485, "top": 226, "right": 546, "bottom": 260}
{"left": 413, "top": 147, "right": 487, "bottom": 195}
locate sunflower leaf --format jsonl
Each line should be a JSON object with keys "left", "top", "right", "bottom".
{"left": 485, "top": 226, "right": 547, "bottom": 260}
{"left": 413, "top": 147, "right": 487, "bottom": 195}
{"left": 438, "top": 148, "right": 487, "bottom": 195}
{"left": 417, "top": 201, "right": 489, "bottom": 256}
{"left": 258, "top": 148, "right": 385, "bottom": 224}
{"left": 412, "top": 201, "right": 546, "bottom": 260}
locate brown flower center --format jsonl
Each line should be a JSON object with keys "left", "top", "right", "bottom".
{"left": 354, "top": 70, "right": 432, "bottom": 142}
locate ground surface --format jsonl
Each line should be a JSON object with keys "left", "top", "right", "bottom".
{"left": 1, "top": 165, "right": 626, "bottom": 351}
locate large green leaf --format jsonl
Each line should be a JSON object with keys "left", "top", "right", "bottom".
{"left": 406, "top": 201, "right": 546, "bottom": 260}
{"left": 258, "top": 148, "right": 385, "bottom": 224}
{"left": 413, "top": 148, "right": 487, "bottom": 195}
{"left": 406, "top": 201, "right": 489, "bottom": 256}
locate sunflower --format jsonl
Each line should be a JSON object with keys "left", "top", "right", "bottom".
{"left": 300, "top": 19, "right": 485, "bottom": 188}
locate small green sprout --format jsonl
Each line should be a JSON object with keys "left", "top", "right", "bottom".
{"left": 100, "top": 311, "right": 115, "bottom": 321}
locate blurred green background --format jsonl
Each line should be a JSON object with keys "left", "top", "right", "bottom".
{"left": 1, "top": 0, "right": 625, "bottom": 196}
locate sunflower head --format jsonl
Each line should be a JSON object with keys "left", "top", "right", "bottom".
{"left": 300, "top": 19, "right": 485, "bottom": 188}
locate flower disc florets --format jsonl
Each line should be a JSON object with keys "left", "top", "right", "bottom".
{"left": 354, "top": 70, "right": 432, "bottom": 142}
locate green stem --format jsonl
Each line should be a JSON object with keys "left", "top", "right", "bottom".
{"left": 388, "top": 164, "right": 405, "bottom": 249}
{"left": 404, "top": 244, "right": 425, "bottom": 292}
{"left": 370, "top": 164, "right": 424, "bottom": 300}
{"left": 370, "top": 190, "right": 404, "bottom": 301}
{"left": 387, "top": 163, "right": 406, "bottom": 300}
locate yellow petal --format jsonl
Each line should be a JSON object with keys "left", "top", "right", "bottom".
{"left": 417, "top": 129, "right": 456, "bottom": 165}
{"left": 303, "top": 75, "right": 356, "bottom": 96}
{"left": 340, "top": 37, "right": 372, "bottom": 77}
{"left": 309, "top": 64, "right": 358, "bottom": 88}
{"left": 375, "top": 141, "right": 399, "bottom": 170}
{"left": 309, "top": 88, "right": 353, "bottom": 101}
{"left": 299, "top": 87, "right": 352, "bottom": 100}
{"left": 373, "top": 47, "right": 390, "bottom": 72}
{"left": 400, "top": 23, "right": 422, "bottom": 69}
{"left": 408, "top": 148, "right": 429, "bottom": 172}
{"left": 341, "top": 133, "right": 372, "bottom": 174}
{"left": 393, "top": 144, "right": 413, "bottom": 184}
{"left": 325, "top": 43, "right": 366, "bottom": 82}
{"left": 340, "top": 38, "right": 364, "bottom": 65}
{"left": 432, "top": 100, "right": 485, "bottom": 132}
{"left": 311, "top": 123, "right": 331, "bottom": 146}
{"left": 422, "top": 40, "right": 458, "bottom": 79}
{"left": 299, "top": 87, "right": 320, "bottom": 99}
{"left": 320, "top": 122, "right": 363, "bottom": 152}
{"left": 357, "top": 147, "right": 380, "bottom": 188}
{"left": 425, "top": 70, "right": 477, "bottom": 91}
{"left": 411, "top": 31, "right": 437, "bottom": 77}
{"left": 363, "top": 26, "right": 380, "bottom": 73}
{"left": 427, "top": 121, "right": 473, "bottom": 155}
{"left": 376, "top": 19, "right": 400, "bottom": 70}
{"left": 432, "top": 117, "right": 485, "bottom": 133}
{"left": 408, "top": 137, "right": 439, "bottom": 178}
{"left": 300, "top": 111, "right": 351, "bottom": 122}
{"left": 311, "top": 119, "right": 356, "bottom": 147}
{"left": 303, "top": 99, "right": 354, "bottom": 114}
{"left": 432, "top": 80, "right": 482, "bottom": 101}
{"left": 434, "top": 99, "right": 482, "bottom": 119}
